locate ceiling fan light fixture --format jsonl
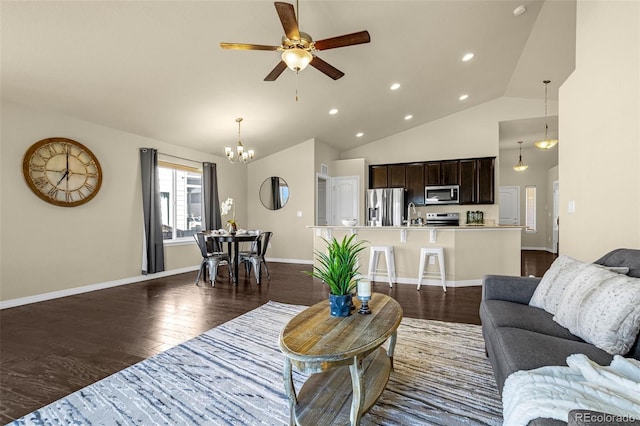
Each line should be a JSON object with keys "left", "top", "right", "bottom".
{"left": 281, "top": 48, "right": 313, "bottom": 72}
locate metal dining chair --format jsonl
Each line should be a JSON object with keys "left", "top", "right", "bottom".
{"left": 194, "top": 232, "right": 233, "bottom": 286}
{"left": 239, "top": 231, "right": 272, "bottom": 285}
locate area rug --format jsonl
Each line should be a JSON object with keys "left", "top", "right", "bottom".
{"left": 10, "top": 301, "right": 502, "bottom": 425}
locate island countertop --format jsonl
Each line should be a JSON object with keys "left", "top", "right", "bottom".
{"left": 309, "top": 224, "right": 522, "bottom": 287}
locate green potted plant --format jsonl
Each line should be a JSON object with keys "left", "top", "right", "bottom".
{"left": 306, "top": 234, "right": 367, "bottom": 317}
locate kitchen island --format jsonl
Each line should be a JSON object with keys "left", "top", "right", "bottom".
{"left": 309, "top": 225, "right": 523, "bottom": 288}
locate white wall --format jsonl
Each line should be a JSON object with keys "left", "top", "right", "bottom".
{"left": 499, "top": 145, "right": 558, "bottom": 250}
{"left": 1, "top": 100, "right": 246, "bottom": 302}
{"left": 558, "top": 0, "right": 640, "bottom": 260}
{"left": 246, "top": 139, "right": 316, "bottom": 263}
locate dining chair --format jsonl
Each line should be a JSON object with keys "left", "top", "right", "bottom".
{"left": 239, "top": 231, "right": 272, "bottom": 285}
{"left": 194, "top": 232, "right": 233, "bottom": 286}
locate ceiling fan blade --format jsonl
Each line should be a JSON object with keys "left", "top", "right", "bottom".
{"left": 275, "top": 2, "right": 300, "bottom": 41}
{"left": 314, "top": 31, "right": 371, "bottom": 51}
{"left": 220, "top": 42, "right": 280, "bottom": 51}
{"left": 310, "top": 56, "right": 345, "bottom": 80}
{"left": 264, "top": 61, "right": 288, "bottom": 81}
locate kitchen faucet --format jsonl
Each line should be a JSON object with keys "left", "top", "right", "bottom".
{"left": 407, "top": 202, "right": 416, "bottom": 226}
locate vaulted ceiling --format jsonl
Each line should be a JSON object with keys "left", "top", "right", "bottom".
{"left": 1, "top": 0, "right": 575, "bottom": 158}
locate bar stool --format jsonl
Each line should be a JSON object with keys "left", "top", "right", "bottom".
{"left": 417, "top": 247, "right": 446, "bottom": 292}
{"left": 368, "top": 246, "right": 396, "bottom": 288}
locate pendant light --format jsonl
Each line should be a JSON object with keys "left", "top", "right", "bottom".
{"left": 534, "top": 80, "right": 559, "bottom": 150}
{"left": 513, "top": 141, "right": 528, "bottom": 171}
{"left": 224, "top": 118, "right": 255, "bottom": 164}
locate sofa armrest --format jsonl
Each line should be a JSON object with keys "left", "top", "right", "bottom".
{"left": 482, "top": 274, "right": 541, "bottom": 305}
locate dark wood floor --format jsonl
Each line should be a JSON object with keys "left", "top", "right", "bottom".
{"left": 0, "top": 250, "right": 556, "bottom": 423}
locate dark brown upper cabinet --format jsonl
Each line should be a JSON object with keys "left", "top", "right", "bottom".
{"left": 369, "top": 156, "right": 495, "bottom": 205}
{"left": 405, "top": 163, "right": 425, "bottom": 205}
{"left": 426, "top": 161, "right": 459, "bottom": 185}
{"left": 441, "top": 161, "right": 459, "bottom": 185}
{"left": 476, "top": 157, "right": 495, "bottom": 204}
{"left": 458, "top": 159, "right": 477, "bottom": 204}
{"left": 388, "top": 165, "right": 406, "bottom": 187}
{"left": 370, "top": 165, "right": 389, "bottom": 189}
{"left": 458, "top": 158, "right": 495, "bottom": 205}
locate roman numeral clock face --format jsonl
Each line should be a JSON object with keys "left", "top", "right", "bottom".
{"left": 22, "top": 138, "right": 103, "bottom": 207}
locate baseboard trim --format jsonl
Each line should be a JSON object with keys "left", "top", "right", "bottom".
{"left": 355, "top": 274, "right": 482, "bottom": 288}
{"left": 1, "top": 259, "right": 314, "bottom": 309}
{"left": 0, "top": 266, "right": 200, "bottom": 310}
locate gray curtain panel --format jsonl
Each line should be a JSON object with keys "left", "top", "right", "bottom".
{"left": 203, "top": 162, "right": 222, "bottom": 231}
{"left": 271, "top": 176, "right": 281, "bottom": 209}
{"left": 140, "top": 148, "right": 165, "bottom": 274}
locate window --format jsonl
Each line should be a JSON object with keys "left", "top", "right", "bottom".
{"left": 525, "top": 186, "right": 536, "bottom": 233}
{"left": 158, "top": 162, "right": 202, "bottom": 241}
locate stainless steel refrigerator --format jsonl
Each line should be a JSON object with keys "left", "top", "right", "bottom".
{"left": 366, "top": 188, "right": 405, "bottom": 226}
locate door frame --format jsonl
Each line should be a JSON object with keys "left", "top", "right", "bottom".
{"left": 316, "top": 173, "right": 331, "bottom": 226}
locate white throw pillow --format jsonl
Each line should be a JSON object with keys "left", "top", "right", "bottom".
{"left": 530, "top": 255, "right": 586, "bottom": 315}
{"left": 554, "top": 263, "right": 640, "bottom": 355}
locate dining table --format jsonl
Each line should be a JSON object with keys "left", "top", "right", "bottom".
{"left": 207, "top": 232, "right": 259, "bottom": 284}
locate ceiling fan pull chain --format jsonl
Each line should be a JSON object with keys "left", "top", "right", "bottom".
{"left": 295, "top": 70, "right": 300, "bottom": 102}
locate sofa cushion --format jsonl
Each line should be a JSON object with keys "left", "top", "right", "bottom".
{"left": 486, "top": 327, "right": 613, "bottom": 391}
{"left": 530, "top": 255, "right": 585, "bottom": 315}
{"left": 594, "top": 248, "right": 640, "bottom": 278}
{"left": 554, "top": 263, "right": 640, "bottom": 355}
{"left": 480, "top": 300, "right": 583, "bottom": 342}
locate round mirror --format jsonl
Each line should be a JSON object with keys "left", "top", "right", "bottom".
{"left": 259, "top": 176, "right": 289, "bottom": 210}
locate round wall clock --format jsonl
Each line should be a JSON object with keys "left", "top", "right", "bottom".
{"left": 22, "top": 137, "right": 103, "bottom": 207}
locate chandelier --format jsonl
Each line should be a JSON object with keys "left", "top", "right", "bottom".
{"left": 534, "top": 80, "right": 559, "bottom": 150}
{"left": 513, "top": 141, "right": 528, "bottom": 172}
{"left": 224, "top": 118, "right": 255, "bottom": 164}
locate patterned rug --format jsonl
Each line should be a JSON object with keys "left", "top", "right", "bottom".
{"left": 10, "top": 301, "right": 502, "bottom": 425}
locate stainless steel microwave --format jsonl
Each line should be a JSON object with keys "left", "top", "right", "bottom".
{"left": 425, "top": 185, "right": 460, "bottom": 205}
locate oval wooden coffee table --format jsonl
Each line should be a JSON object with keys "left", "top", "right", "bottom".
{"left": 279, "top": 293, "right": 403, "bottom": 425}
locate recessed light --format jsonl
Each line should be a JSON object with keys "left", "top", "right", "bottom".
{"left": 462, "top": 53, "right": 474, "bottom": 62}
{"left": 459, "top": 94, "right": 469, "bottom": 101}
{"left": 390, "top": 83, "right": 401, "bottom": 91}
{"left": 329, "top": 108, "right": 339, "bottom": 115}
{"left": 404, "top": 115, "right": 413, "bottom": 121}
{"left": 513, "top": 5, "right": 527, "bottom": 16}
{"left": 356, "top": 132, "right": 364, "bottom": 138}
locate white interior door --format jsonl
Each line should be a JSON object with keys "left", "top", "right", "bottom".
{"left": 499, "top": 186, "right": 520, "bottom": 225}
{"left": 332, "top": 176, "right": 359, "bottom": 225}
{"left": 552, "top": 180, "right": 559, "bottom": 254}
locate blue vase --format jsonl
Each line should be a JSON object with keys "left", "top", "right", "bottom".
{"left": 329, "top": 294, "right": 352, "bottom": 317}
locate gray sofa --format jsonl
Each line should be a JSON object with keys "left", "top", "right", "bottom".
{"left": 480, "top": 248, "right": 640, "bottom": 426}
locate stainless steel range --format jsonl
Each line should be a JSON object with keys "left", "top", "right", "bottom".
{"left": 426, "top": 212, "right": 459, "bottom": 226}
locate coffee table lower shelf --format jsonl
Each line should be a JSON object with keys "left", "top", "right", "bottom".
{"left": 293, "top": 347, "right": 392, "bottom": 426}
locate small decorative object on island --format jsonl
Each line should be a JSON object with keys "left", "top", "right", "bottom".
{"left": 306, "top": 234, "right": 367, "bottom": 317}
{"left": 357, "top": 280, "right": 372, "bottom": 314}
{"left": 220, "top": 197, "right": 238, "bottom": 234}
{"left": 466, "top": 210, "right": 484, "bottom": 225}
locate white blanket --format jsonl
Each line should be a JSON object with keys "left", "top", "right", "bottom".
{"left": 502, "top": 354, "right": 640, "bottom": 426}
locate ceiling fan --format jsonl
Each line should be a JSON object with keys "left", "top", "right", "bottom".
{"left": 220, "top": 1, "right": 370, "bottom": 81}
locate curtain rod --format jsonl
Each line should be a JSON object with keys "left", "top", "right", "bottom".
{"left": 159, "top": 152, "right": 201, "bottom": 165}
